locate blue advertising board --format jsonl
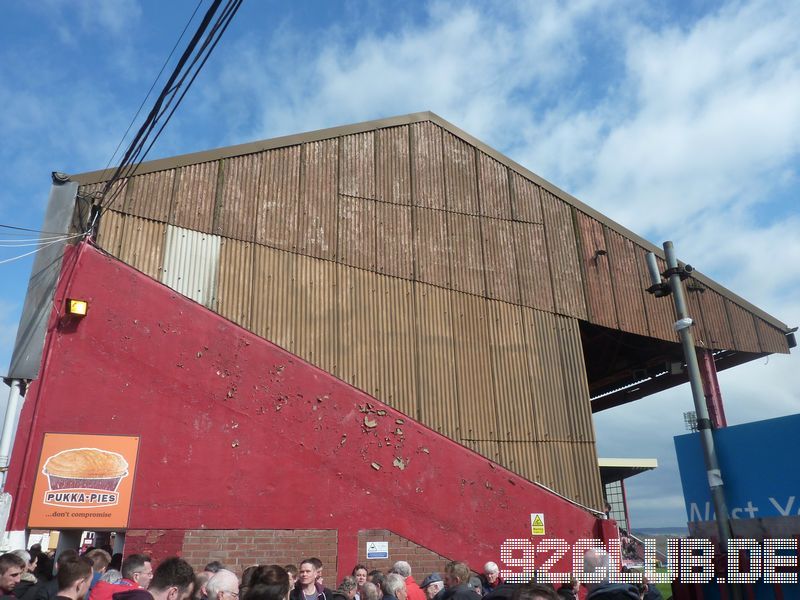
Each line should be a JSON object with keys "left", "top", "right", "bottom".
{"left": 674, "top": 413, "right": 800, "bottom": 522}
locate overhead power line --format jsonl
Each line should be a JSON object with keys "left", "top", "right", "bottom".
{"left": 96, "top": 0, "right": 243, "bottom": 221}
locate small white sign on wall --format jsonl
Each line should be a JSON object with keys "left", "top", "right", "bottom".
{"left": 366, "top": 541, "right": 389, "bottom": 559}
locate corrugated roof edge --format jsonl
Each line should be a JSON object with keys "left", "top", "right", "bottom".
{"left": 70, "top": 110, "right": 792, "bottom": 334}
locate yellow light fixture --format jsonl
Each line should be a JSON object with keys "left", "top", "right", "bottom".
{"left": 66, "top": 298, "right": 89, "bottom": 317}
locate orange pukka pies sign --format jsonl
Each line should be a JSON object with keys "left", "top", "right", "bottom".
{"left": 28, "top": 434, "right": 139, "bottom": 529}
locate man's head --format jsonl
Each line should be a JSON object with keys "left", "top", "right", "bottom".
{"left": 122, "top": 554, "right": 154, "bottom": 589}
{"left": 0, "top": 553, "right": 26, "bottom": 593}
{"left": 420, "top": 574, "right": 443, "bottom": 600}
{"left": 306, "top": 558, "right": 323, "bottom": 584}
{"left": 204, "top": 562, "right": 226, "bottom": 577}
{"left": 297, "top": 562, "right": 316, "bottom": 589}
{"left": 351, "top": 566, "right": 368, "bottom": 588}
{"left": 283, "top": 565, "right": 297, "bottom": 591}
{"left": 382, "top": 574, "right": 406, "bottom": 600}
{"left": 86, "top": 549, "right": 112, "bottom": 574}
{"left": 482, "top": 563, "right": 499, "bottom": 586}
{"left": 338, "top": 576, "right": 358, "bottom": 600}
{"left": 361, "top": 582, "right": 380, "bottom": 600}
{"left": 206, "top": 569, "right": 239, "bottom": 600}
{"left": 149, "top": 557, "right": 196, "bottom": 600}
{"left": 443, "top": 563, "right": 470, "bottom": 590}
{"left": 467, "top": 578, "right": 482, "bottom": 597}
{"left": 510, "top": 585, "right": 559, "bottom": 600}
{"left": 390, "top": 562, "right": 411, "bottom": 579}
{"left": 56, "top": 557, "right": 94, "bottom": 600}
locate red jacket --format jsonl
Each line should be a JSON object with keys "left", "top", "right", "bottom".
{"left": 406, "top": 576, "right": 426, "bottom": 600}
{"left": 89, "top": 580, "right": 140, "bottom": 600}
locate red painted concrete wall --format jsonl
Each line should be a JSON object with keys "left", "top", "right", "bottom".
{"left": 7, "top": 242, "right": 611, "bottom": 577}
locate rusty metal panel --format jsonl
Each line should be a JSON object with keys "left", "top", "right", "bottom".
{"left": 376, "top": 126, "right": 411, "bottom": 205}
{"left": 447, "top": 212, "right": 484, "bottom": 296}
{"left": 450, "top": 292, "right": 495, "bottom": 441}
{"left": 171, "top": 161, "right": 219, "bottom": 233}
{"left": 510, "top": 171, "right": 543, "bottom": 223}
{"left": 637, "top": 250, "right": 677, "bottom": 342}
{"left": 162, "top": 225, "right": 220, "bottom": 308}
{"left": 489, "top": 300, "right": 536, "bottom": 442}
{"left": 538, "top": 441, "right": 579, "bottom": 498}
{"left": 293, "top": 252, "right": 338, "bottom": 374}
{"left": 478, "top": 152, "right": 511, "bottom": 220}
{"left": 576, "top": 212, "right": 617, "bottom": 329}
{"left": 117, "top": 215, "right": 166, "bottom": 280}
{"left": 482, "top": 218, "right": 519, "bottom": 304}
{"left": 373, "top": 275, "right": 418, "bottom": 419}
{"left": 414, "top": 207, "right": 450, "bottom": 287}
{"left": 571, "top": 442, "right": 604, "bottom": 508}
{"left": 514, "top": 222, "right": 554, "bottom": 312}
{"left": 411, "top": 122, "right": 445, "bottom": 210}
{"left": 725, "top": 299, "right": 761, "bottom": 353}
{"left": 338, "top": 195, "right": 376, "bottom": 271}
{"left": 217, "top": 238, "right": 254, "bottom": 329}
{"left": 96, "top": 209, "right": 126, "bottom": 256}
{"left": 541, "top": 191, "right": 586, "bottom": 319}
{"left": 216, "top": 153, "right": 262, "bottom": 241}
{"left": 442, "top": 131, "right": 478, "bottom": 214}
{"left": 414, "top": 283, "right": 458, "bottom": 438}
{"left": 754, "top": 317, "right": 789, "bottom": 354}
{"left": 125, "top": 170, "right": 174, "bottom": 222}
{"left": 251, "top": 245, "right": 296, "bottom": 352}
{"left": 605, "top": 228, "right": 648, "bottom": 336}
{"left": 337, "top": 264, "right": 378, "bottom": 395}
{"left": 375, "top": 202, "right": 413, "bottom": 279}
{"left": 340, "top": 132, "right": 375, "bottom": 199}
{"left": 297, "top": 140, "right": 338, "bottom": 260}
{"left": 697, "top": 288, "right": 735, "bottom": 350}
{"left": 521, "top": 307, "right": 571, "bottom": 442}
{"left": 499, "top": 441, "right": 542, "bottom": 485}
{"left": 255, "top": 146, "right": 301, "bottom": 251}
{"left": 464, "top": 440, "right": 501, "bottom": 463}
{"left": 556, "top": 314, "right": 595, "bottom": 443}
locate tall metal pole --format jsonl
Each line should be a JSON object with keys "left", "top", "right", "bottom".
{"left": 646, "top": 242, "right": 738, "bottom": 598}
{"left": 0, "top": 380, "right": 23, "bottom": 491}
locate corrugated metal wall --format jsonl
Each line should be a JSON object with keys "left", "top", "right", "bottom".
{"left": 84, "top": 118, "right": 789, "bottom": 510}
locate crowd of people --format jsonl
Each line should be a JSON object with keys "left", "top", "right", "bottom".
{"left": 0, "top": 546, "right": 662, "bottom": 600}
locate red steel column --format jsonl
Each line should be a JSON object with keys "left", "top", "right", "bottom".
{"left": 698, "top": 349, "right": 727, "bottom": 428}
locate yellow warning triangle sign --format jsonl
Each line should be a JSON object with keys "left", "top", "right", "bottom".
{"left": 532, "top": 515, "right": 544, "bottom": 527}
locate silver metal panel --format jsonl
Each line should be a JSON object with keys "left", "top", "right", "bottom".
{"left": 7, "top": 181, "right": 78, "bottom": 380}
{"left": 161, "top": 225, "right": 221, "bottom": 309}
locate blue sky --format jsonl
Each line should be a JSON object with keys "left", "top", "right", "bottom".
{"left": 1, "top": 0, "right": 798, "bottom": 531}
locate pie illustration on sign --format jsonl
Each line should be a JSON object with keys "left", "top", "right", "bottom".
{"left": 43, "top": 447, "right": 129, "bottom": 492}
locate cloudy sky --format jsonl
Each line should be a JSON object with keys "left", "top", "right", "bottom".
{"left": 0, "top": 0, "right": 798, "bottom": 529}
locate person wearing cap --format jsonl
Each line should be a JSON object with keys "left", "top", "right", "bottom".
{"left": 466, "top": 579, "right": 482, "bottom": 598}
{"left": 419, "top": 576, "right": 443, "bottom": 600}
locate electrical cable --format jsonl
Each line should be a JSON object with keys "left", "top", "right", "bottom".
{"left": 0, "top": 224, "right": 69, "bottom": 236}
{"left": 101, "top": 0, "right": 205, "bottom": 177}
{"left": 98, "top": 0, "right": 228, "bottom": 213}
{"left": 0, "top": 233, "right": 85, "bottom": 266}
{"left": 0, "top": 235, "right": 76, "bottom": 247}
{"left": 98, "top": 0, "right": 242, "bottom": 218}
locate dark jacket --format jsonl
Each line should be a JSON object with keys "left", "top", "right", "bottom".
{"left": 33, "top": 580, "right": 57, "bottom": 600}
{"left": 586, "top": 584, "right": 640, "bottom": 600}
{"left": 478, "top": 576, "right": 503, "bottom": 597}
{"left": 112, "top": 589, "right": 154, "bottom": 600}
{"left": 289, "top": 583, "right": 333, "bottom": 600}
{"left": 440, "top": 584, "right": 476, "bottom": 600}
{"left": 483, "top": 583, "right": 517, "bottom": 600}
{"left": 12, "top": 580, "right": 40, "bottom": 600}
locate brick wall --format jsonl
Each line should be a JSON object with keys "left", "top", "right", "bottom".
{"left": 181, "top": 529, "right": 338, "bottom": 578}
{"left": 357, "top": 529, "right": 454, "bottom": 580}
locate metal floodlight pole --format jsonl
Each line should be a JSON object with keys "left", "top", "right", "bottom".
{"left": 645, "top": 242, "right": 736, "bottom": 575}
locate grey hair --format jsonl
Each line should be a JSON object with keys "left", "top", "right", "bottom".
{"left": 339, "top": 576, "right": 358, "bottom": 593}
{"left": 206, "top": 569, "right": 240, "bottom": 599}
{"left": 11, "top": 550, "right": 31, "bottom": 564}
{"left": 391, "top": 561, "right": 411, "bottom": 578}
{"left": 483, "top": 562, "right": 499, "bottom": 575}
{"left": 362, "top": 582, "right": 380, "bottom": 600}
{"left": 383, "top": 574, "right": 406, "bottom": 597}
{"left": 101, "top": 570, "right": 123, "bottom": 583}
